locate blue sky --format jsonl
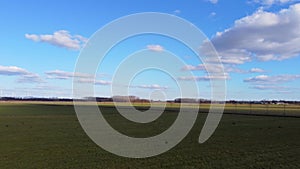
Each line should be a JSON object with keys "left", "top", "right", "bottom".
{"left": 0, "top": 0, "right": 300, "bottom": 100}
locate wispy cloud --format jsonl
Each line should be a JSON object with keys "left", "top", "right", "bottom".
{"left": 45, "top": 70, "right": 92, "bottom": 80}
{"left": 178, "top": 74, "right": 229, "bottom": 81}
{"left": 181, "top": 64, "right": 247, "bottom": 74}
{"left": 0, "top": 65, "right": 30, "bottom": 76}
{"left": 253, "top": 0, "right": 296, "bottom": 6}
{"left": 244, "top": 74, "right": 300, "bottom": 84}
{"left": 208, "top": 0, "right": 218, "bottom": 4}
{"left": 14, "top": 85, "right": 72, "bottom": 98}
{"left": 76, "top": 78, "right": 111, "bottom": 85}
{"left": 201, "top": 3, "right": 300, "bottom": 64}
{"left": 173, "top": 9, "right": 181, "bottom": 14}
{"left": 0, "top": 65, "right": 42, "bottom": 83}
{"left": 25, "top": 30, "right": 87, "bottom": 50}
{"left": 45, "top": 70, "right": 111, "bottom": 85}
{"left": 131, "top": 84, "right": 168, "bottom": 90}
{"left": 249, "top": 68, "right": 265, "bottom": 73}
{"left": 147, "top": 45, "right": 164, "bottom": 52}
{"left": 181, "top": 64, "right": 221, "bottom": 72}
{"left": 210, "top": 12, "right": 217, "bottom": 17}
{"left": 181, "top": 64, "right": 268, "bottom": 83}
{"left": 17, "top": 74, "right": 42, "bottom": 83}
{"left": 251, "top": 85, "right": 288, "bottom": 90}
{"left": 244, "top": 74, "right": 300, "bottom": 93}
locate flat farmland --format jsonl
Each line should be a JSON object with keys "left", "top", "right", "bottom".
{"left": 0, "top": 102, "right": 299, "bottom": 169}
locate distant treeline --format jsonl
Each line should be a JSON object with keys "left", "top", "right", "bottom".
{"left": 0, "top": 97, "right": 74, "bottom": 102}
{"left": 0, "top": 96, "right": 299, "bottom": 104}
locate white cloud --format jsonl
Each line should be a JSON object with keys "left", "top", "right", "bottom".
{"left": 25, "top": 34, "right": 39, "bottom": 42}
{"left": 209, "top": 0, "right": 218, "bottom": 4}
{"left": 210, "top": 12, "right": 217, "bottom": 17}
{"left": 174, "top": 10, "right": 181, "bottom": 14}
{"left": 219, "top": 49, "right": 252, "bottom": 64}
{"left": 249, "top": 68, "right": 265, "bottom": 73}
{"left": 76, "top": 78, "right": 111, "bottom": 85}
{"left": 253, "top": 0, "right": 296, "bottom": 6}
{"left": 181, "top": 64, "right": 223, "bottom": 72}
{"left": 245, "top": 74, "right": 300, "bottom": 92}
{"left": 132, "top": 84, "right": 168, "bottom": 90}
{"left": 181, "top": 63, "right": 246, "bottom": 74}
{"left": 244, "top": 74, "right": 300, "bottom": 83}
{"left": 45, "top": 70, "right": 92, "bottom": 80}
{"left": 204, "top": 3, "right": 300, "bottom": 64}
{"left": 244, "top": 74, "right": 300, "bottom": 92}
{"left": 25, "top": 30, "right": 88, "bottom": 50}
{"left": 95, "top": 80, "right": 111, "bottom": 85}
{"left": 17, "top": 73, "right": 42, "bottom": 83}
{"left": 46, "top": 70, "right": 111, "bottom": 85}
{"left": 251, "top": 85, "right": 288, "bottom": 90}
{"left": 147, "top": 45, "right": 164, "bottom": 52}
{"left": 0, "top": 65, "right": 29, "bottom": 76}
{"left": 0, "top": 65, "right": 42, "bottom": 83}
{"left": 178, "top": 74, "right": 229, "bottom": 81}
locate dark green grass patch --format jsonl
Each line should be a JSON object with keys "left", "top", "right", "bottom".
{"left": 0, "top": 103, "right": 299, "bottom": 169}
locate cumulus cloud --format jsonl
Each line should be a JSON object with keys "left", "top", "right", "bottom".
{"left": 203, "top": 3, "right": 300, "bottom": 64}
{"left": 25, "top": 30, "right": 88, "bottom": 50}
{"left": 147, "top": 45, "right": 164, "bottom": 52}
{"left": 0, "top": 65, "right": 42, "bottom": 83}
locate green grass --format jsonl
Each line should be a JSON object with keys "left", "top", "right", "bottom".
{"left": 0, "top": 103, "right": 299, "bottom": 169}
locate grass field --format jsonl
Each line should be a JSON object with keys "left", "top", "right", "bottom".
{"left": 0, "top": 102, "right": 299, "bottom": 168}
